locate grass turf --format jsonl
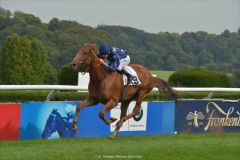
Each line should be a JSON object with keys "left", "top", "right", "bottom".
{"left": 150, "top": 70, "right": 174, "bottom": 82}
{"left": 0, "top": 133, "right": 239, "bottom": 160}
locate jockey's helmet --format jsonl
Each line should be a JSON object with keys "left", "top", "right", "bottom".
{"left": 99, "top": 42, "right": 111, "bottom": 56}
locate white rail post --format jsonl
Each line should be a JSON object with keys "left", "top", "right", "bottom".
{"left": 46, "top": 90, "right": 57, "bottom": 101}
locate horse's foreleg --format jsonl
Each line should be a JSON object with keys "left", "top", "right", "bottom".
{"left": 72, "top": 98, "right": 96, "bottom": 132}
{"left": 99, "top": 99, "right": 118, "bottom": 125}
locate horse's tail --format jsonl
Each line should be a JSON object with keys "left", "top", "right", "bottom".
{"left": 152, "top": 77, "right": 178, "bottom": 99}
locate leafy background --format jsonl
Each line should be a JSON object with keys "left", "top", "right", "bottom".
{"left": 0, "top": 7, "right": 239, "bottom": 85}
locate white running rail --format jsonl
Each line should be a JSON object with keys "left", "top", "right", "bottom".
{"left": 0, "top": 85, "right": 239, "bottom": 100}
{"left": 0, "top": 85, "right": 240, "bottom": 92}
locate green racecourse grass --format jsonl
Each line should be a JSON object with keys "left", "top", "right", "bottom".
{"left": 0, "top": 134, "right": 239, "bottom": 160}
{"left": 150, "top": 70, "right": 174, "bottom": 82}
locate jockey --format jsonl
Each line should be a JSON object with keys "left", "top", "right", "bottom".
{"left": 98, "top": 42, "right": 134, "bottom": 84}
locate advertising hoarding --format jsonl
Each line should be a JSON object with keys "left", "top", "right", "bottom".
{"left": 19, "top": 101, "right": 175, "bottom": 139}
{"left": 175, "top": 100, "right": 240, "bottom": 133}
{"left": 20, "top": 102, "right": 110, "bottom": 139}
{"left": 0, "top": 104, "right": 21, "bottom": 140}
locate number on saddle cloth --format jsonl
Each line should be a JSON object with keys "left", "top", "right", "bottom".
{"left": 131, "top": 76, "right": 139, "bottom": 85}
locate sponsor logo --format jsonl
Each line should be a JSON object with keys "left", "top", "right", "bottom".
{"left": 186, "top": 111, "right": 205, "bottom": 127}
{"left": 133, "top": 109, "right": 143, "bottom": 122}
{"left": 185, "top": 102, "right": 240, "bottom": 131}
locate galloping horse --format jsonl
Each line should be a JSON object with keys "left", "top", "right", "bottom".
{"left": 71, "top": 44, "right": 177, "bottom": 138}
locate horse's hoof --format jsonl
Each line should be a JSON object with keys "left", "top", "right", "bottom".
{"left": 110, "top": 117, "right": 117, "bottom": 123}
{"left": 109, "top": 132, "right": 118, "bottom": 139}
{"left": 72, "top": 127, "right": 78, "bottom": 134}
{"left": 109, "top": 135, "right": 115, "bottom": 139}
{"left": 109, "top": 134, "right": 117, "bottom": 139}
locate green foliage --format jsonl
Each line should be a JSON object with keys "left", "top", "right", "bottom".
{"left": 48, "top": 18, "right": 61, "bottom": 31}
{"left": 97, "top": 26, "right": 240, "bottom": 72}
{"left": 1, "top": 90, "right": 240, "bottom": 102}
{"left": 233, "top": 69, "right": 240, "bottom": 87}
{"left": 30, "top": 38, "right": 47, "bottom": 84}
{"left": 169, "top": 68, "right": 231, "bottom": 87}
{"left": 13, "top": 11, "right": 41, "bottom": 25}
{"left": 44, "top": 63, "right": 58, "bottom": 84}
{"left": 45, "top": 18, "right": 113, "bottom": 68}
{"left": 0, "top": 34, "right": 49, "bottom": 84}
{"left": 0, "top": 10, "right": 113, "bottom": 71}
{"left": 0, "top": 91, "right": 89, "bottom": 102}
{"left": 58, "top": 64, "right": 78, "bottom": 85}
{"left": 0, "top": 34, "right": 32, "bottom": 84}
{"left": 0, "top": 8, "right": 239, "bottom": 85}
{"left": 0, "top": 7, "right": 11, "bottom": 18}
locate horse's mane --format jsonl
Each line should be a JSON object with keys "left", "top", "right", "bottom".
{"left": 84, "top": 43, "right": 97, "bottom": 53}
{"left": 83, "top": 43, "right": 112, "bottom": 77}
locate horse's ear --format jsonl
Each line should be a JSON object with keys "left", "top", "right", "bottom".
{"left": 88, "top": 43, "right": 97, "bottom": 53}
{"left": 91, "top": 44, "right": 97, "bottom": 52}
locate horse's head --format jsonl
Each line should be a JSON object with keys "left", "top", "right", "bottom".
{"left": 71, "top": 44, "right": 99, "bottom": 71}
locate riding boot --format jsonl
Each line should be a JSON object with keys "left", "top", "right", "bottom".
{"left": 121, "top": 68, "right": 134, "bottom": 85}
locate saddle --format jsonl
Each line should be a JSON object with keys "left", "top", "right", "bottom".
{"left": 120, "top": 66, "right": 141, "bottom": 86}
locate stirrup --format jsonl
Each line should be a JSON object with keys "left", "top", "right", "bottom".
{"left": 121, "top": 69, "right": 134, "bottom": 85}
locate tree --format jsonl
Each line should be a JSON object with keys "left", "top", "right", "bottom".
{"left": 221, "top": 29, "right": 231, "bottom": 38}
{"left": 233, "top": 69, "right": 240, "bottom": 87}
{"left": 0, "top": 7, "right": 12, "bottom": 18}
{"left": 0, "top": 34, "right": 32, "bottom": 84}
{"left": 163, "top": 54, "right": 178, "bottom": 70}
{"left": 13, "top": 11, "right": 41, "bottom": 25}
{"left": 0, "top": 7, "right": 14, "bottom": 30}
{"left": 0, "top": 34, "right": 49, "bottom": 84}
{"left": 48, "top": 18, "right": 61, "bottom": 31}
{"left": 1, "top": 8, "right": 240, "bottom": 77}
{"left": 30, "top": 38, "right": 47, "bottom": 84}
{"left": 58, "top": 64, "right": 78, "bottom": 85}
{"left": 44, "top": 63, "right": 57, "bottom": 84}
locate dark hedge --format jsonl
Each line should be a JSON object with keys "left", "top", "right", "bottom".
{"left": 0, "top": 90, "right": 239, "bottom": 103}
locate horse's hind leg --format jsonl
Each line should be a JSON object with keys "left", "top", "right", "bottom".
{"left": 120, "top": 91, "right": 146, "bottom": 126}
{"left": 99, "top": 99, "right": 118, "bottom": 125}
{"left": 110, "top": 100, "right": 131, "bottom": 138}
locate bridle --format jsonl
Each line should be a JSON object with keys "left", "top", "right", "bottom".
{"left": 77, "top": 49, "right": 101, "bottom": 75}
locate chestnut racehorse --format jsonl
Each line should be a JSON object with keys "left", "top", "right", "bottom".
{"left": 71, "top": 44, "right": 177, "bottom": 138}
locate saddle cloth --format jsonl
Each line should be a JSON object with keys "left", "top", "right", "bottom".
{"left": 122, "top": 66, "right": 141, "bottom": 86}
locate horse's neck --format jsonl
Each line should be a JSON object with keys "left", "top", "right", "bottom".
{"left": 89, "top": 64, "right": 108, "bottom": 82}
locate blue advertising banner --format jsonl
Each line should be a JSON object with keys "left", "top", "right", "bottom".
{"left": 146, "top": 101, "right": 175, "bottom": 135}
{"left": 20, "top": 101, "right": 175, "bottom": 140}
{"left": 20, "top": 102, "right": 110, "bottom": 139}
{"left": 175, "top": 100, "right": 240, "bottom": 133}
